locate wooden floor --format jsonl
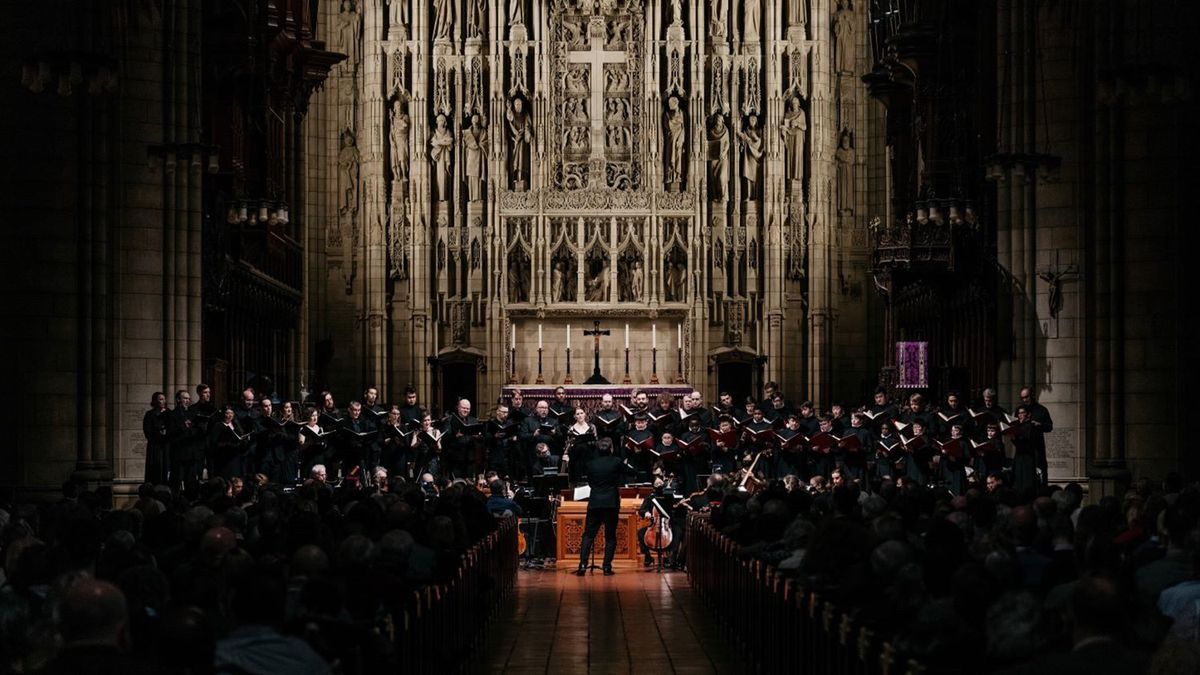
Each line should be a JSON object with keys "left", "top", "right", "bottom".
{"left": 477, "top": 566, "right": 740, "bottom": 674}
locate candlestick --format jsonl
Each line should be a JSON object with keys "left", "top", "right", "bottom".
{"left": 622, "top": 347, "right": 631, "bottom": 384}
{"left": 676, "top": 346, "right": 686, "bottom": 384}
{"left": 566, "top": 324, "right": 571, "bottom": 350}
{"left": 535, "top": 347, "right": 545, "bottom": 384}
{"left": 564, "top": 346, "right": 573, "bottom": 384}
{"left": 650, "top": 347, "right": 660, "bottom": 384}
{"left": 624, "top": 323, "right": 629, "bottom": 349}
{"left": 509, "top": 345, "right": 518, "bottom": 383}
{"left": 538, "top": 323, "right": 543, "bottom": 349}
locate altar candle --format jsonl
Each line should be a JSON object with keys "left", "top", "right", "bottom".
{"left": 677, "top": 324, "right": 682, "bottom": 349}
{"left": 652, "top": 324, "right": 657, "bottom": 349}
{"left": 566, "top": 324, "right": 571, "bottom": 349}
{"left": 538, "top": 323, "right": 543, "bottom": 349}
{"left": 511, "top": 323, "right": 516, "bottom": 347}
{"left": 625, "top": 324, "right": 629, "bottom": 349}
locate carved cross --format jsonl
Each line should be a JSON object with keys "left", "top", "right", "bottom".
{"left": 583, "top": 320, "right": 611, "bottom": 384}
{"left": 567, "top": 17, "right": 626, "bottom": 161}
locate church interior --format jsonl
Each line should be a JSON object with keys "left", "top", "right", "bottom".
{"left": 1, "top": 1, "right": 1198, "bottom": 673}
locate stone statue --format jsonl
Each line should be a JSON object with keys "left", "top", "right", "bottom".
{"left": 671, "top": 0, "right": 683, "bottom": 26}
{"left": 337, "top": 1, "right": 361, "bottom": 68}
{"left": 836, "top": 129, "right": 855, "bottom": 212}
{"left": 781, "top": 96, "right": 807, "bottom": 190}
{"left": 509, "top": 0, "right": 525, "bottom": 26}
{"left": 551, "top": 261, "right": 565, "bottom": 302}
{"left": 386, "top": 0, "right": 407, "bottom": 29}
{"left": 506, "top": 97, "right": 532, "bottom": 190}
{"left": 630, "top": 259, "right": 644, "bottom": 301}
{"left": 665, "top": 253, "right": 687, "bottom": 302}
{"left": 743, "top": 0, "right": 760, "bottom": 42}
{"left": 788, "top": 0, "right": 807, "bottom": 30}
{"left": 389, "top": 100, "right": 410, "bottom": 185}
{"left": 706, "top": 114, "right": 730, "bottom": 201}
{"left": 664, "top": 96, "right": 686, "bottom": 191}
{"left": 585, "top": 256, "right": 610, "bottom": 301}
{"left": 338, "top": 129, "right": 360, "bottom": 214}
{"left": 508, "top": 251, "right": 529, "bottom": 303}
{"left": 833, "top": 0, "right": 855, "bottom": 75}
{"left": 709, "top": 0, "right": 729, "bottom": 37}
{"left": 736, "top": 114, "right": 764, "bottom": 199}
{"left": 467, "top": 0, "right": 485, "bottom": 39}
{"left": 433, "top": 0, "right": 453, "bottom": 40}
{"left": 463, "top": 113, "right": 487, "bottom": 202}
{"left": 429, "top": 114, "right": 454, "bottom": 201}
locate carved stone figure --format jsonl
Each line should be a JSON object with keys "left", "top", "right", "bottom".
{"left": 337, "top": 1, "right": 361, "bottom": 69}
{"left": 389, "top": 101, "right": 410, "bottom": 185}
{"left": 836, "top": 129, "right": 855, "bottom": 212}
{"left": 585, "top": 255, "right": 610, "bottom": 301}
{"left": 788, "top": 0, "right": 807, "bottom": 29}
{"left": 433, "top": 0, "right": 453, "bottom": 40}
{"left": 618, "top": 253, "right": 643, "bottom": 302}
{"left": 665, "top": 252, "right": 687, "bottom": 302}
{"left": 463, "top": 113, "right": 487, "bottom": 202}
{"left": 506, "top": 97, "right": 531, "bottom": 190}
{"left": 737, "top": 114, "right": 765, "bottom": 199}
{"left": 467, "top": 0, "right": 485, "bottom": 39}
{"left": 509, "top": 0, "right": 525, "bottom": 26}
{"left": 833, "top": 0, "right": 855, "bottom": 74}
{"left": 338, "top": 129, "right": 360, "bottom": 214}
{"left": 508, "top": 250, "right": 530, "bottom": 303}
{"left": 781, "top": 96, "right": 807, "bottom": 190}
{"left": 664, "top": 96, "right": 686, "bottom": 191}
{"left": 707, "top": 114, "right": 730, "bottom": 201}
{"left": 671, "top": 0, "right": 683, "bottom": 26}
{"left": 429, "top": 114, "right": 454, "bottom": 200}
{"left": 551, "top": 256, "right": 577, "bottom": 302}
{"left": 386, "top": 0, "right": 407, "bottom": 29}
{"left": 743, "top": 0, "right": 760, "bottom": 42}
{"left": 710, "top": 0, "right": 729, "bottom": 37}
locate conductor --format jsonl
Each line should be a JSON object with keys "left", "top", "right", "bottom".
{"left": 575, "top": 437, "right": 636, "bottom": 576}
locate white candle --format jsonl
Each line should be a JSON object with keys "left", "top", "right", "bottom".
{"left": 625, "top": 324, "right": 629, "bottom": 349}
{"left": 566, "top": 324, "right": 571, "bottom": 349}
{"left": 652, "top": 323, "right": 657, "bottom": 349}
{"left": 677, "top": 323, "right": 682, "bottom": 349}
{"left": 511, "top": 323, "right": 516, "bottom": 348}
{"left": 538, "top": 323, "right": 543, "bottom": 349}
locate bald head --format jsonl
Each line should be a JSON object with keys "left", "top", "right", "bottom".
{"left": 200, "top": 526, "right": 237, "bottom": 564}
{"left": 59, "top": 578, "right": 129, "bottom": 648}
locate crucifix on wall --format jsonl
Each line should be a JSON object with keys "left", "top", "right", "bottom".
{"left": 583, "top": 320, "right": 611, "bottom": 384}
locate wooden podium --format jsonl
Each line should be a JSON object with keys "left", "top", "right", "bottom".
{"left": 556, "top": 497, "right": 648, "bottom": 564}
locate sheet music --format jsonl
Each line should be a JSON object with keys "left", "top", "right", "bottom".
{"left": 573, "top": 485, "right": 592, "bottom": 501}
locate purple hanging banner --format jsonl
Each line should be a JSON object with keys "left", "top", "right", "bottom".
{"left": 896, "top": 341, "right": 928, "bottom": 389}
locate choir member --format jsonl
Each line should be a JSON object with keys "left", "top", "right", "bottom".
{"left": 564, "top": 407, "right": 597, "bottom": 484}
{"left": 874, "top": 421, "right": 902, "bottom": 483}
{"left": 773, "top": 414, "right": 806, "bottom": 479}
{"left": 485, "top": 403, "right": 519, "bottom": 477}
{"left": 550, "top": 386, "right": 572, "bottom": 420}
{"left": 277, "top": 401, "right": 302, "bottom": 483}
{"left": 623, "top": 414, "right": 656, "bottom": 479}
{"left": 708, "top": 416, "right": 739, "bottom": 474}
{"left": 648, "top": 392, "right": 679, "bottom": 439}
{"left": 1009, "top": 405, "right": 1040, "bottom": 494}
{"left": 143, "top": 392, "right": 170, "bottom": 485}
{"left": 591, "top": 394, "right": 627, "bottom": 448}
{"left": 445, "top": 398, "right": 481, "bottom": 479}
{"left": 380, "top": 404, "right": 412, "bottom": 479}
{"left": 299, "top": 408, "right": 329, "bottom": 478}
{"left": 167, "top": 389, "right": 204, "bottom": 494}
{"left": 937, "top": 423, "right": 968, "bottom": 496}
{"left": 398, "top": 385, "right": 423, "bottom": 428}
{"left": 234, "top": 388, "right": 258, "bottom": 426}
{"left": 412, "top": 413, "right": 444, "bottom": 478}
{"left": 520, "top": 400, "right": 561, "bottom": 478}
{"left": 677, "top": 415, "right": 710, "bottom": 493}
{"left": 839, "top": 412, "right": 871, "bottom": 483}
{"left": 934, "top": 391, "right": 972, "bottom": 440}
{"left": 336, "top": 400, "right": 378, "bottom": 484}
{"left": 1019, "top": 386, "right": 1054, "bottom": 485}
{"left": 209, "top": 404, "right": 250, "bottom": 479}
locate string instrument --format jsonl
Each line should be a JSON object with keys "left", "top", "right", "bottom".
{"left": 642, "top": 498, "right": 673, "bottom": 551}
{"left": 517, "top": 525, "right": 527, "bottom": 555}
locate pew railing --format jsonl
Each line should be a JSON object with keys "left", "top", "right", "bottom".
{"left": 686, "top": 513, "right": 927, "bottom": 675}
{"left": 393, "top": 517, "right": 519, "bottom": 673}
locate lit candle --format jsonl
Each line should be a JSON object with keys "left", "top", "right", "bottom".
{"left": 652, "top": 324, "right": 657, "bottom": 349}
{"left": 566, "top": 324, "right": 571, "bottom": 349}
{"left": 677, "top": 324, "right": 682, "bottom": 349}
{"left": 625, "top": 324, "right": 629, "bottom": 349}
{"left": 538, "top": 323, "right": 543, "bottom": 349}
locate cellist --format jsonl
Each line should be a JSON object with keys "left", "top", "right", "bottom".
{"left": 636, "top": 475, "right": 678, "bottom": 568}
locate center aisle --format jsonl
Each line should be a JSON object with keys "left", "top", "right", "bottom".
{"left": 477, "top": 566, "right": 740, "bottom": 674}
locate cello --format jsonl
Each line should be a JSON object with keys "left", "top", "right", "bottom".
{"left": 642, "top": 497, "right": 673, "bottom": 552}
